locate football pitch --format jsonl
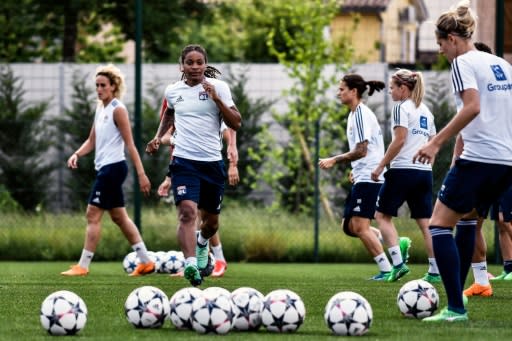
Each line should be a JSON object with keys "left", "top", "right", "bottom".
{"left": 1, "top": 262, "right": 511, "bottom": 340}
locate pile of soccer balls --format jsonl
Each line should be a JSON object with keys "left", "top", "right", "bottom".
{"left": 123, "top": 250, "right": 187, "bottom": 275}
{"left": 39, "top": 279, "right": 438, "bottom": 336}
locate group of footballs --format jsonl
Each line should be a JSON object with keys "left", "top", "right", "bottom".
{"left": 40, "top": 278, "right": 439, "bottom": 336}
{"left": 122, "top": 250, "right": 188, "bottom": 275}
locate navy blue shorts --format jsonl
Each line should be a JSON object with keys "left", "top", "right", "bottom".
{"left": 343, "top": 182, "right": 382, "bottom": 237}
{"left": 169, "top": 157, "right": 226, "bottom": 214}
{"left": 376, "top": 168, "right": 433, "bottom": 219}
{"left": 88, "top": 160, "right": 127, "bottom": 209}
{"left": 438, "top": 159, "right": 512, "bottom": 216}
{"left": 490, "top": 186, "right": 512, "bottom": 222}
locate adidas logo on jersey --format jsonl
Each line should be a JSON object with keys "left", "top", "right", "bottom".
{"left": 176, "top": 96, "right": 184, "bottom": 103}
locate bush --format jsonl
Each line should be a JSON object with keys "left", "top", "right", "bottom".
{"left": 0, "top": 205, "right": 500, "bottom": 263}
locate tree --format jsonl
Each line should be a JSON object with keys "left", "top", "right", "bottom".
{"left": 259, "top": 0, "right": 354, "bottom": 216}
{"left": 54, "top": 70, "right": 97, "bottom": 209}
{"left": 0, "top": 66, "right": 54, "bottom": 211}
{"left": 222, "top": 68, "right": 275, "bottom": 201}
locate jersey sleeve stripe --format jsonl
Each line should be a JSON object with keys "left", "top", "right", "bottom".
{"left": 354, "top": 107, "right": 365, "bottom": 142}
{"left": 451, "top": 59, "right": 464, "bottom": 92}
{"left": 393, "top": 104, "right": 401, "bottom": 126}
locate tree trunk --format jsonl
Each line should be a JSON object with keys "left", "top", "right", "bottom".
{"left": 295, "top": 126, "right": 335, "bottom": 222}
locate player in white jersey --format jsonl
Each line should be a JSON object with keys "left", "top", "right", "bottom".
{"left": 371, "top": 69, "right": 439, "bottom": 283}
{"left": 415, "top": 1, "right": 512, "bottom": 322}
{"left": 155, "top": 117, "right": 239, "bottom": 278}
{"left": 62, "top": 64, "right": 154, "bottom": 277}
{"left": 146, "top": 45, "right": 241, "bottom": 286}
{"left": 319, "top": 74, "right": 399, "bottom": 281}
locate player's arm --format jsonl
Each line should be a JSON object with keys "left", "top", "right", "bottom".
{"left": 68, "top": 124, "right": 96, "bottom": 169}
{"left": 201, "top": 80, "right": 241, "bottom": 130}
{"left": 414, "top": 88, "right": 479, "bottom": 164}
{"left": 318, "top": 141, "right": 368, "bottom": 169}
{"left": 223, "top": 128, "right": 239, "bottom": 186}
{"left": 146, "top": 106, "right": 175, "bottom": 155}
{"left": 114, "top": 106, "right": 151, "bottom": 196}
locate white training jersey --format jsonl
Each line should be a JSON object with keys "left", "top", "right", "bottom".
{"left": 93, "top": 98, "right": 126, "bottom": 170}
{"left": 165, "top": 77, "right": 235, "bottom": 161}
{"left": 451, "top": 50, "right": 512, "bottom": 166}
{"left": 390, "top": 99, "right": 436, "bottom": 170}
{"left": 347, "top": 103, "right": 385, "bottom": 183}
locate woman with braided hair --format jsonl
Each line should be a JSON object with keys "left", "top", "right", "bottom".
{"left": 146, "top": 44, "right": 241, "bottom": 286}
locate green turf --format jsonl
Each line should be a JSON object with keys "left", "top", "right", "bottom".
{"left": 1, "top": 262, "right": 511, "bottom": 340}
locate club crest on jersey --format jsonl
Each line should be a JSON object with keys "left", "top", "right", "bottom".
{"left": 198, "top": 91, "right": 208, "bottom": 100}
{"left": 177, "top": 185, "right": 187, "bottom": 196}
{"left": 491, "top": 65, "right": 507, "bottom": 81}
{"left": 420, "top": 116, "right": 427, "bottom": 129}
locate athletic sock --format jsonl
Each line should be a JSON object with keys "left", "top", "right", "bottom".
{"left": 211, "top": 244, "right": 225, "bottom": 262}
{"left": 388, "top": 245, "right": 403, "bottom": 267}
{"left": 78, "top": 249, "right": 94, "bottom": 269}
{"left": 430, "top": 225, "right": 465, "bottom": 314}
{"left": 428, "top": 257, "right": 440, "bottom": 275}
{"left": 197, "top": 231, "right": 208, "bottom": 247}
{"left": 504, "top": 260, "right": 512, "bottom": 273}
{"left": 374, "top": 252, "right": 392, "bottom": 272}
{"left": 472, "top": 261, "right": 490, "bottom": 285}
{"left": 132, "top": 242, "right": 150, "bottom": 263}
{"left": 454, "top": 219, "right": 477, "bottom": 287}
{"left": 185, "top": 257, "right": 197, "bottom": 267}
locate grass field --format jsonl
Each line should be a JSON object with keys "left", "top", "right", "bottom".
{"left": 1, "top": 262, "right": 512, "bottom": 340}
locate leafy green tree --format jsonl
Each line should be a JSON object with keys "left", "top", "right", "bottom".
{"left": 54, "top": 70, "right": 96, "bottom": 209}
{"left": 0, "top": 66, "right": 54, "bottom": 211}
{"left": 1, "top": 0, "right": 125, "bottom": 62}
{"left": 139, "top": 82, "right": 171, "bottom": 205}
{"left": 222, "top": 68, "right": 275, "bottom": 201}
{"left": 260, "top": 0, "right": 353, "bottom": 216}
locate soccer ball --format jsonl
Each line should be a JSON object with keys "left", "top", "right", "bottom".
{"left": 324, "top": 291, "right": 372, "bottom": 336}
{"left": 261, "top": 289, "right": 306, "bottom": 333}
{"left": 40, "top": 290, "right": 88, "bottom": 336}
{"left": 191, "top": 288, "right": 234, "bottom": 334}
{"left": 397, "top": 279, "right": 439, "bottom": 318}
{"left": 155, "top": 251, "right": 168, "bottom": 273}
{"left": 230, "top": 287, "right": 264, "bottom": 331}
{"left": 169, "top": 287, "right": 203, "bottom": 330}
{"left": 125, "top": 286, "right": 170, "bottom": 328}
{"left": 161, "top": 250, "right": 185, "bottom": 275}
{"left": 203, "top": 286, "right": 231, "bottom": 297}
{"left": 122, "top": 251, "right": 139, "bottom": 274}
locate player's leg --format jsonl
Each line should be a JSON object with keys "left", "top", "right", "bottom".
{"left": 110, "top": 206, "right": 155, "bottom": 276}
{"left": 463, "top": 217, "right": 492, "bottom": 296}
{"left": 347, "top": 216, "right": 392, "bottom": 280}
{"left": 375, "top": 212, "right": 410, "bottom": 282}
{"left": 416, "top": 218, "right": 441, "bottom": 283}
{"left": 61, "top": 204, "right": 104, "bottom": 276}
{"left": 210, "top": 232, "right": 227, "bottom": 277}
{"left": 493, "top": 213, "right": 512, "bottom": 280}
{"left": 423, "top": 200, "right": 467, "bottom": 322}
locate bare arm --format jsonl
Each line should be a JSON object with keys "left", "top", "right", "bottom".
{"left": 414, "top": 88, "right": 479, "bottom": 164}
{"left": 67, "top": 124, "right": 96, "bottom": 169}
{"left": 223, "top": 128, "right": 239, "bottom": 185}
{"left": 318, "top": 140, "right": 368, "bottom": 169}
{"left": 202, "top": 80, "right": 242, "bottom": 130}
{"left": 451, "top": 134, "right": 464, "bottom": 167}
{"left": 146, "top": 106, "right": 175, "bottom": 155}
{"left": 114, "top": 107, "right": 151, "bottom": 196}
